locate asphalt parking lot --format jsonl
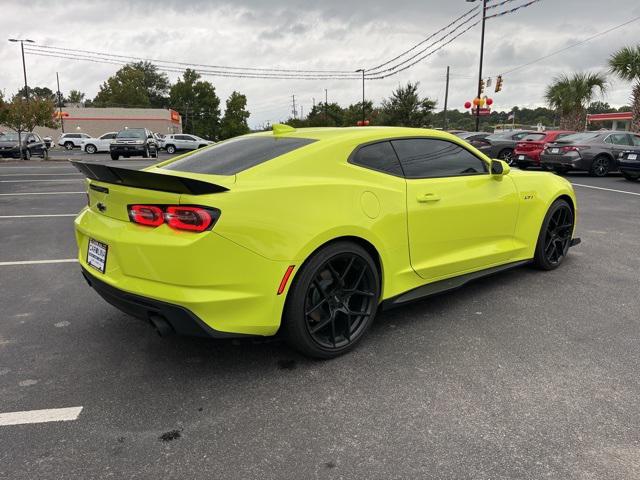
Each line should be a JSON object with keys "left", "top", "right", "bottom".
{"left": 1, "top": 155, "right": 640, "bottom": 479}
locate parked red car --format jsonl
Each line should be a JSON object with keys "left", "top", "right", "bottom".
{"left": 515, "top": 131, "right": 575, "bottom": 169}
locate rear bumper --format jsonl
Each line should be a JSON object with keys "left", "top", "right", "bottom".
{"left": 74, "top": 208, "right": 292, "bottom": 336}
{"left": 81, "top": 267, "right": 243, "bottom": 338}
{"left": 540, "top": 153, "right": 588, "bottom": 170}
{"left": 514, "top": 153, "right": 539, "bottom": 166}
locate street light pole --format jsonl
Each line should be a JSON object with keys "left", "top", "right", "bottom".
{"left": 8, "top": 38, "right": 34, "bottom": 101}
{"left": 467, "top": 0, "right": 487, "bottom": 132}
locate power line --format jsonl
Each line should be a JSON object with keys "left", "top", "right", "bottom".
{"left": 497, "top": 15, "right": 640, "bottom": 76}
{"left": 365, "top": 5, "right": 479, "bottom": 73}
{"left": 30, "top": 43, "right": 355, "bottom": 75}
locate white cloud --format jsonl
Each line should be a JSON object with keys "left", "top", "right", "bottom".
{"left": 1, "top": 0, "right": 638, "bottom": 128}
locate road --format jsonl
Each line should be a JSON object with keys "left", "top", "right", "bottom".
{"left": 1, "top": 157, "right": 639, "bottom": 479}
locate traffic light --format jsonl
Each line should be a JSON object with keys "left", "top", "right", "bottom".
{"left": 495, "top": 75, "right": 503, "bottom": 93}
{"left": 480, "top": 78, "right": 485, "bottom": 94}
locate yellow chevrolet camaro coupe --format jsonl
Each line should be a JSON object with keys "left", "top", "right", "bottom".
{"left": 73, "top": 125, "right": 580, "bottom": 358}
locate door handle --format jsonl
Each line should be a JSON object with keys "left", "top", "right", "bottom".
{"left": 417, "top": 193, "right": 441, "bottom": 203}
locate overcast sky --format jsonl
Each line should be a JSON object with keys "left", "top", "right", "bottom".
{"left": 1, "top": 0, "right": 639, "bottom": 128}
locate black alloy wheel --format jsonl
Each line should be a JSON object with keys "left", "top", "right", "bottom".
{"left": 283, "top": 242, "right": 380, "bottom": 358}
{"left": 533, "top": 199, "right": 574, "bottom": 270}
{"left": 498, "top": 149, "right": 514, "bottom": 165}
{"left": 590, "top": 156, "right": 610, "bottom": 177}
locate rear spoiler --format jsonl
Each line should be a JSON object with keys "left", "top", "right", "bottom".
{"left": 71, "top": 161, "right": 228, "bottom": 195}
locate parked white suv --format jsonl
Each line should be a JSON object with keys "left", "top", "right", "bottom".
{"left": 162, "top": 134, "right": 213, "bottom": 154}
{"left": 81, "top": 132, "right": 118, "bottom": 154}
{"left": 58, "top": 133, "right": 91, "bottom": 150}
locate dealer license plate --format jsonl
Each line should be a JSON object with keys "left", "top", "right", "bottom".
{"left": 518, "top": 155, "right": 525, "bottom": 160}
{"left": 87, "top": 238, "right": 108, "bottom": 273}
{"left": 628, "top": 153, "right": 638, "bottom": 160}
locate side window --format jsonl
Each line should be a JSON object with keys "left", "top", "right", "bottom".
{"left": 103, "top": 133, "right": 116, "bottom": 140}
{"left": 512, "top": 132, "right": 529, "bottom": 140}
{"left": 610, "top": 134, "right": 631, "bottom": 146}
{"left": 632, "top": 135, "right": 640, "bottom": 147}
{"left": 391, "top": 138, "right": 488, "bottom": 179}
{"left": 26, "top": 134, "right": 35, "bottom": 142}
{"left": 34, "top": 134, "right": 42, "bottom": 142}
{"left": 185, "top": 135, "right": 197, "bottom": 141}
{"left": 350, "top": 141, "right": 403, "bottom": 176}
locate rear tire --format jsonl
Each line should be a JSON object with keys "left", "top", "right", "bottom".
{"left": 64, "top": 142, "right": 74, "bottom": 150}
{"left": 143, "top": 147, "right": 150, "bottom": 158}
{"left": 85, "top": 144, "right": 97, "bottom": 154}
{"left": 621, "top": 171, "right": 640, "bottom": 181}
{"left": 282, "top": 241, "right": 380, "bottom": 359}
{"left": 498, "top": 148, "right": 514, "bottom": 165}
{"left": 589, "top": 155, "right": 610, "bottom": 177}
{"left": 166, "top": 145, "right": 176, "bottom": 154}
{"left": 110, "top": 153, "right": 119, "bottom": 160}
{"left": 533, "top": 199, "right": 574, "bottom": 271}
{"left": 23, "top": 149, "right": 32, "bottom": 160}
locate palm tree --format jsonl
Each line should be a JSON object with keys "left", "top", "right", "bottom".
{"left": 609, "top": 45, "right": 640, "bottom": 132}
{"left": 545, "top": 72, "right": 607, "bottom": 131}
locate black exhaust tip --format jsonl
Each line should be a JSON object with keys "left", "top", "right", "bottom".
{"left": 149, "top": 314, "right": 175, "bottom": 337}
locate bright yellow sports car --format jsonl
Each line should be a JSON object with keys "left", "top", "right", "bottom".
{"left": 73, "top": 125, "right": 579, "bottom": 358}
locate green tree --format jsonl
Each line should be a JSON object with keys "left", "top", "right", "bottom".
{"left": 545, "top": 72, "right": 607, "bottom": 131}
{"left": 170, "top": 69, "right": 221, "bottom": 140}
{"left": 587, "top": 101, "right": 612, "bottom": 114}
{"left": 93, "top": 62, "right": 170, "bottom": 108}
{"left": 66, "top": 90, "right": 86, "bottom": 104}
{"left": 609, "top": 45, "right": 640, "bottom": 132}
{"left": 0, "top": 95, "right": 58, "bottom": 158}
{"left": 301, "top": 102, "right": 344, "bottom": 127}
{"left": 343, "top": 101, "right": 379, "bottom": 126}
{"left": 220, "top": 91, "right": 250, "bottom": 140}
{"left": 379, "top": 82, "right": 436, "bottom": 127}
{"left": 16, "top": 86, "right": 57, "bottom": 102}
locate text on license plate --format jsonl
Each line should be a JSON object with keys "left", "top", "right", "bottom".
{"left": 518, "top": 155, "right": 525, "bottom": 160}
{"left": 551, "top": 148, "right": 559, "bottom": 154}
{"left": 628, "top": 154, "right": 638, "bottom": 160}
{"left": 87, "top": 238, "right": 108, "bottom": 273}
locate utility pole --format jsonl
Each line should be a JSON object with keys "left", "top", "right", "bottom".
{"left": 56, "top": 72, "right": 65, "bottom": 133}
{"left": 9, "top": 38, "right": 34, "bottom": 100}
{"left": 291, "top": 94, "right": 297, "bottom": 119}
{"left": 324, "top": 89, "right": 328, "bottom": 125}
{"left": 355, "top": 69, "right": 365, "bottom": 124}
{"left": 443, "top": 66, "right": 450, "bottom": 130}
{"left": 469, "top": 0, "right": 488, "bottom": 132}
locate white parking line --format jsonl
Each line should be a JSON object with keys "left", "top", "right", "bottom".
{"left": 572, "top": 183, "right": 640, "bottom": 197}
{"left": 0, "top": 179, "right": 82, "bottom": 183}
{"left": 0, "top": 173, "right": 81, "bottom": 177}
{"left": 0, "top": 192, "right": 85, "bottom": 196}
{"left": 0, "top": 214, "right": 77, "bottom": 219}
{"left": 0, "top": 259, "right": 77, "bottom": 266}
{"left": 0, "top": 406, "right": 83, "bottom": 426}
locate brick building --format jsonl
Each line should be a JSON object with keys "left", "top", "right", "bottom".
{"left": 31, "top": 107, "right": 182, "bottom": 139}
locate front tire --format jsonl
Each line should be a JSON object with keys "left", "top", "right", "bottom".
{"left": 282, "top": 241, "right": 380, "bottom": 359}
{"left": 64, "top": 142, "right": 74, "bottom": 150}
{"left": 533, "top": 199, "right": 574, "bottom": 271}
{"left": 23, "top": 149, "right": 32, "bottom": 160}
{"left": 110, "top": 153, "right": 119, "bottom": 160}
{"left": 166, "top": 145, "right": 176, "bottom": 154}
{"left": 621, "top": 171, "right": 640, "bottom": 181}
{"left": 85, "top": 144, "right": 97, "bottom": 154}
{"left": 143, "top": 146, "right": 150, "bottom": 159}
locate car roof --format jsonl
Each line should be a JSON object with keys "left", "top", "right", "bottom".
{"left": 248, "top": 126, "right": 466, "bottom": 144}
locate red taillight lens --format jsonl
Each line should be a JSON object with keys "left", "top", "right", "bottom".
{"left": 561, "top": 145, "right": 589, "bottom": 152}
{"left": 165, "top": 206, "right": 213, "bottom": 232}
{"left": 129, "top": 205, "right": 164, "bottom": 227}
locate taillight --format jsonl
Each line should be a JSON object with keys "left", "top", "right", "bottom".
{"left": 127, "top": 205, "right": 219, "bottom": 232}
{"left": 561, "top": 145, "right": 589, "bottom": 152}
{"left": 129, "top": 205, "right": 164, "bottom": 227}
{"left": 165, "top": 206, "right": 212, "bottom": 232}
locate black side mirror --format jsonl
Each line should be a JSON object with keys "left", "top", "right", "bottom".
{"left": 491, "top": 160, "right": 504, "bottom": 174}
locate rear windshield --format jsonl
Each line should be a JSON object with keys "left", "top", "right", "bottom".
{"left": 556, "top": 132, "right": 601, "bottom": 143}
{"left": 521, "top": 133, "right": 546, "bottom": 141}
{"left": 163, "top": 136, "right": 317, "bottom": 175}
{"left": 117, "top": 129, "right": 146, "bottom": 139}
